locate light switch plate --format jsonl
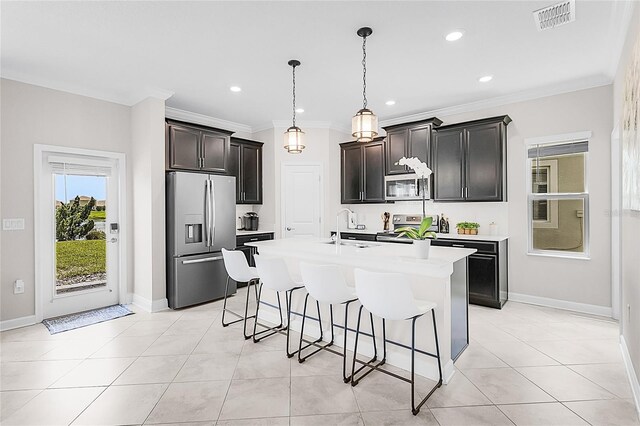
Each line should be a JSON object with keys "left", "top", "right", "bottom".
{"left": 2, "top": 219, "right": 25, "bottom": 231}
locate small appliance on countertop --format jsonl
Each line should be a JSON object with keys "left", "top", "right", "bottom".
{"left": 375, "top": 214, "right": 439, "bottom": 243}
{"left": 240, "top": 212, "right": 259, "bottom": 231}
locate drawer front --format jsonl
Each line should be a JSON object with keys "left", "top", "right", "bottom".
{"left": 236, "top": 233, "right": 274, "bottom": 246}
{"left": 431, "top": 238, "right": 497, "bottom": 254}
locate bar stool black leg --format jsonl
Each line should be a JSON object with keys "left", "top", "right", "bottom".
{"left": 222, "top": 278, "right": 259, "bottom": 340}
{"left": 252, "top": 283, "right": 286, "bottom": 343}
{"left": 410, "top": 311, "right": 443, "bottom": 415}
{"left": 296, "top": 293, "right": 324, "bottom": 363}
{"left": 350, "top": 307, "right": 381, "bottom": 386}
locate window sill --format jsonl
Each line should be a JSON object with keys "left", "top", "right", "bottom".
{"left": 527, "top": 251, "right": 590, "bottom": 261}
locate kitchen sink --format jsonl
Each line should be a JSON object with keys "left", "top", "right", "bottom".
{"left": 323, "top": 240, "right": 380, "bottom": 249}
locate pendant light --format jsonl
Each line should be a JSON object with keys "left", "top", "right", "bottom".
{"left": 284, "top": 59, "right": 305, "bottom": 153}
{"left": 352, "top": 27, "right": 378, "bottom": 143}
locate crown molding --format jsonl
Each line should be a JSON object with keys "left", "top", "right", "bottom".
{"left": 379, "top": 75, "right": 612, "bottom": 128}
{"left": 165, "top": 106, "right": 253, "bottom": 134}
{"left": 133, "top": 88, "right": 174, "bottom": 103}
{"left": 1, "top": 73, "right": 139, "bottom": 106}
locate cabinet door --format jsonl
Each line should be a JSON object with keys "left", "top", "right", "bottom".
{"left": 169, "top": 125, "right": 201, "bottom": 170}
{"left": 468, "top": 253, "right": 498, "bottom": 303}
{"left": 433, "top": 128, "right": 465, "bottom": 201}
{"left": 363, "top": 142, "right": 386, "bottom": 202}
{"left": 341, "top": 145, "right": 363, "bottom": 203}
{"left": 201, "top": 130, "right": 229, "bottom": 173}
{"left": 241, "top": 144, "right": 262, "bottom": 204}
{"left": 384, "top": 129, "right": 408, "bottom": 175}
{"left": 408, "top": 125, "right": 431, "bottom": 166}
{"left": 465, "top": 123, "right": 503, "bottom": 201}
{"left": 229, "top": 142, "right": 241, "bottom": 203}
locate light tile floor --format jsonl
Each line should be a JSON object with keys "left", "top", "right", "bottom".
{"left": 1, "top": 290, "right": 639, "bottom": 426}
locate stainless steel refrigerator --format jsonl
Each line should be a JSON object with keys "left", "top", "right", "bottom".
{"left": 166, "top": 172, "right": 236, "bottom": 309}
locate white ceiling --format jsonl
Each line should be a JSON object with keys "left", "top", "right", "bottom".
{"left": 1, "top": 1, "right": 632, "bottom": 131}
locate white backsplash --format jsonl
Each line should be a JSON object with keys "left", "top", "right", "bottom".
{"left": 343, "top": 200, "right": 509, "bottom": 236}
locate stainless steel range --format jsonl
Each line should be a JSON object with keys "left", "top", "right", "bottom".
{"left": 376, "top": 214, "right": 439, "bottom": 243}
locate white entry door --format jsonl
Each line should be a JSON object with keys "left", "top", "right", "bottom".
{"left": 37, "top": 148, "right": 123, "bottom": 319}
{"left": 282, "top": 164, "right": 322, "bottom": 238}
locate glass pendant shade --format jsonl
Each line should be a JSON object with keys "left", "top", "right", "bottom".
{"left": 352, "top": 108, "right": 378, "bottom": 142}
{"left": 284, "top": 126, "right": 305, "bottom": 154}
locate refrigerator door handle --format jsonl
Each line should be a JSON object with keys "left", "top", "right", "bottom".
{"left": 204, "top": 179, "right": 211, "bottom": 247}
{"left": 182, "top": 256, "right": 223, "bottom": 265}
{"left": 210, "top": 178, "right": 216, "bottom": 247}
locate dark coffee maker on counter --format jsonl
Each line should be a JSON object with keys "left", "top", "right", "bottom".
{"left": 241, "top": 212, "right": 259, "bottom": 231}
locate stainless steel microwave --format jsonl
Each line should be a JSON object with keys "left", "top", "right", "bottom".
{"left": 384, "top": 173, "right": 430, "bottom": 201}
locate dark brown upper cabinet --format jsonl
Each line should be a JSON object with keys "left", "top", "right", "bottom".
{"left": 166, "top": 120, "right": 232, "bottom": 174}
{"left": 382, "top": 118, "right": 443, "bottom": 175}
{"left": 230, "top": 138, "right": 263, "bottom": 205}
{"left": 432, "top": 115, "right": 511, "bottom": 202}
{"left": 340, "top": 138, "right": 386, "bottom": 204}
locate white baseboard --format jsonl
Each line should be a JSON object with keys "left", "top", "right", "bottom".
{"left": 132, "top": 294, "right": 169, "bottom": 313}
{"left": 621, "top": 335, "right": 640, "bottom": 419}
{"left": 509, "top": 292, "right": 612, "bottom": 318}
{"left": 258, "top": 307, "right": 454, "bottom": 384}
{"left": 0, "top": 315, "right": 38, "bottom": 331}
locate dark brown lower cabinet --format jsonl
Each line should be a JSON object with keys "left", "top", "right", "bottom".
{"left": 431, "top": 238, "right": 508, "bottom": 308}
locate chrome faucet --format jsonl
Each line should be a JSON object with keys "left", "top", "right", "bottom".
{"left": 336, "top": 208, "right": 354, "bottom": 247}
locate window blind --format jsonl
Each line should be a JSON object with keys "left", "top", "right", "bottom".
{"left": 48, "top": 155, "right": 113, "bottom": 177}
{"left": 527, "top": 141, "right": 588, "bottom": 159}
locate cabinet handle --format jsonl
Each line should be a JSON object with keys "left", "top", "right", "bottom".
{"left": 461, "top": 187, "right": 464, "bottom": 198}
{"left": 452, "top": 244, "right": 465, "bottom": 248}
{"left": 250, "top": 237, "right": 258, "bottom": 241}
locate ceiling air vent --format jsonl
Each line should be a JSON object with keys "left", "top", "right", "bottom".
{"left": 533, "top": 0, "right": 575, "bottom": 31}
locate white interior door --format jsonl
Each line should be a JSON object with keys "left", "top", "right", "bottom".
{"left": 282, "top": 164, "right": 322, "bottom": 238}
{"left": 38, "top": 150, "right": 121, "bottom": 319}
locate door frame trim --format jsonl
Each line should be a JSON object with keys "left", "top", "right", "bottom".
{"left": 33, "top": 144, "right": 128, "bottom": 322}
{"left": 280, "top": 162, "right": 324, "bottom": 239}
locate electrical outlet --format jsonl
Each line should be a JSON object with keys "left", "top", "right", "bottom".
{"left": 14, "top": 280, "right": 24, "bottom": 294}
{"left": 576, "top": 210, "right": 583, "bottom": 218}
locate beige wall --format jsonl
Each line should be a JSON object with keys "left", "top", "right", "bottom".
{"left": 614, "top": 2, "right": 640, "bottom": 400}
{"left": 0, "top": 79, "right": 134, "bottom": 321}
{"left": 131, "top": 97, "right": 167, "bottom": 308}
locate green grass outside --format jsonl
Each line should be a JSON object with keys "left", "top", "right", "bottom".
{"left": 56, "top": 240, "right": 106, "bottom": 280}
{"left": 88, "top": 210, "right": 106, "bottom": 221}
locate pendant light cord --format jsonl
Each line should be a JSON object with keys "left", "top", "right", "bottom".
{"left": 292, "top": 64, "right": 297, "bottom": 127}
{"left": 362, "top": 35, "right": 368, "bottom": 109}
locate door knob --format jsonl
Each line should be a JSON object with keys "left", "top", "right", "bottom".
{"left": 286, "top": 227, "right": 295, "bottom": 231}
{"left": 108, "top": 238, "right": 118, "bottom": 243}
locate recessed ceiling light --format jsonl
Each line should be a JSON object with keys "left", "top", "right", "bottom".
{"left": 295, "top": 108, "right": 304, "bottom": 113}
{"left": 445, "top": 30, "right": 464, "bottom": 41}
{"left": 385, "top": 100, "right": 396, "bottom": 106}
{"left": 478, "top": 75, "right": 493, "bottom": 83}
{"left": 229, "top": 86, "right": 242, "bottom": 92}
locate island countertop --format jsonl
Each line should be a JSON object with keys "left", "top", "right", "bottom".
{"left": 246, "top": 238, "right": 476, "bottom": 279}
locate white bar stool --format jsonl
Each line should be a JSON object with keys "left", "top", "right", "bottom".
{"left": 352, "top": 268, "right": 443, "bottom": 415}
{"left": 221, "top": 248, "right": 259, "bottom": 339}
{"left": 299, "top": 262, "right": 377, "bottom": 383}
{"left": 252, "top": 255, "right": 307, "bottom": 358}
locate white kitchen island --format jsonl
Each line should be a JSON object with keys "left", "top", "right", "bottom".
{"left": 246, "top": 238, "right": 476, "bottom": 383}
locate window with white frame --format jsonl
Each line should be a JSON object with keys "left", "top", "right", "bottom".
{"left": 527, "top": 137, "right": 589, "bottom": 258}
